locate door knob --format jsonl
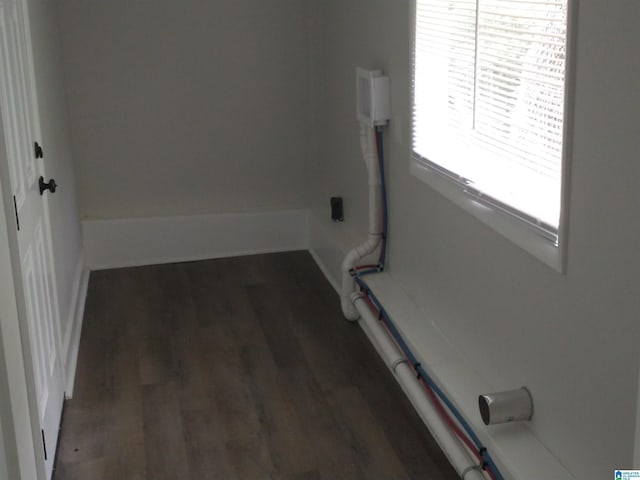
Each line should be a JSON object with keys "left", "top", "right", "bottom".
{"left": 39, "top": 176, "right": 57, "bottom": 195}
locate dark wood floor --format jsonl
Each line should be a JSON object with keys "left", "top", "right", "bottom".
{"left": 53, "top": 251, "right": 458, "bottom": 480}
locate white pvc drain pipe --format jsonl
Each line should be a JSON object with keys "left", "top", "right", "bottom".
{"left": 340, "top": 124, "right": 383, "bottom": 321}
{"left": 351, "top": 291, "right": 487, "bottom": 480}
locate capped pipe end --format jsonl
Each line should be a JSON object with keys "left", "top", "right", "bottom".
{"left": 479, "top": 387, "right": 533, "bottom": 426}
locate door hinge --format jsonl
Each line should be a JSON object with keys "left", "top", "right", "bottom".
{"left": 41, "top": 429, "right": 47, "bottom": 461}
{"left": 13, "top": 195, "right": 19, "bottom": 231}
{"left": 34, "top": 141, "right": 44, "bottom": 159}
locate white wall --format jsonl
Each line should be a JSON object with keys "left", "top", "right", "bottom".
{"left": 0, "top": 414, "right": 8, "bottom": 480}
{"left": 0, "top": 357, "right": 9, "bottom": 480}
{"left": 57, "top": 0, "right": 318, "bottom": 220}
{"left": 26, "top": 0, "right": 84, "bottom": 368}
{"left": 311, "top": 1, "right": 640, "bottom": 479}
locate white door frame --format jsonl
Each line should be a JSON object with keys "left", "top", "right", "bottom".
{"left": 0, "top": 107, "right": 45, "bottom": 480}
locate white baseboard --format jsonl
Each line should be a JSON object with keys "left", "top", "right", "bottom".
{"left": 62, "top": 253, "right": 89, "bottom": 398}
{"left": 82, "top": 209, "right": 310, "bottom": 270}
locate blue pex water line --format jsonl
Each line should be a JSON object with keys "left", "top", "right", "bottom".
{"left": 352, "top": 273, "right": 505, "bottom": 480}
{"left": 376, "top": 127, "right": 389, "bottom": 269}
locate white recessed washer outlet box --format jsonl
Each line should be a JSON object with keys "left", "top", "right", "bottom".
{"left": 356, "top": 67, "right": 390, "bottom": 127}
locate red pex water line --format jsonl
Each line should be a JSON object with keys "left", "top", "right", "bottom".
{"left": 360, "top": 289, "right": 496, "bottom": 480}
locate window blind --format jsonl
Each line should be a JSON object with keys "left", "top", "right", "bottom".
{"left": 412, "top": 0, "right": 568, "bottom": 241}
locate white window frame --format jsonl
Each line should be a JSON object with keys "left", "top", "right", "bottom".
{"left": 409, "top": 0, "right": 576, "bottom": 273}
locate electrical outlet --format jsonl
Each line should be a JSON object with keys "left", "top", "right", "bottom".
{"left": 330, "top": 197, "right": 344, "bottom": 222}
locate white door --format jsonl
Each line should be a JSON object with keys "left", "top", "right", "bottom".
{"left": 0, "top": 1, "right": 64, "bottom": 478}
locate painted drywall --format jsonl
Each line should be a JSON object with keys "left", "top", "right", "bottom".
{"left": 311, "top": 1, "right": 640, "bottom": 479}
{"left": 635, "top": 373, "right": 640, "bottom": 467}
{"left": 57, "top": 0, "right": 318, "bottom": 220}
{"left": 0, "top": 410, "right": 9, "bottom": 480}
{"left": 26, "top": 0, "right": 84, "bottom": 365}
{"left": 0, "top": 303, "right": 12, "bottom": 480}
{"left": 0, "top": 438, "right": 6, "bottom": 480}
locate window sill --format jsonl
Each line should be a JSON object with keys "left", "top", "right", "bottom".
{"left": 410, "top": 160, "right": 566, "bottom": 273}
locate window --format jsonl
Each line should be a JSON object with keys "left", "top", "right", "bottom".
{"left": 411, "top": 0, "right": 572, "bottom": 268}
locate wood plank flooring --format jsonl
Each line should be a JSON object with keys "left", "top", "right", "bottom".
{"left": 54, "top": 251, "right": 458, "bottom": 480}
